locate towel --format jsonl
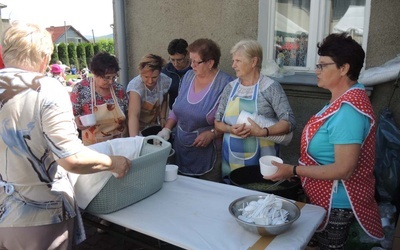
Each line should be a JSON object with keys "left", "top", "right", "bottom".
{"left": 68, "top": 137, "right": 145, "bottom": 209}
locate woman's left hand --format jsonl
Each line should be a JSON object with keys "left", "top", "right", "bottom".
{"left": 192, "top": 130, "right": 214, "bottom": 148}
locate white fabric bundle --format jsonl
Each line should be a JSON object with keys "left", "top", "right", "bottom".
{"left": 68, "top": 137, "right": 144, "bottom": 209}
{"left": 237, "top": 110, "right": 293, "bottom": 146}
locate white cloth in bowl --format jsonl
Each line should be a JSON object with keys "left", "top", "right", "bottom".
{"left": 68, "top": 137, "right": 144, "bottom": 209}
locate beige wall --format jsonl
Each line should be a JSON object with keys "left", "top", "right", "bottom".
{"left": 123, "top": 0, "right": 258, "bottom": 78}
{"left": 121, "top": 0, "right": 400, "bottom": 164}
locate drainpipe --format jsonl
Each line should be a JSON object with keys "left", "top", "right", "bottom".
{"left": 113, "top": 0, "right": 129, "bottom": 89}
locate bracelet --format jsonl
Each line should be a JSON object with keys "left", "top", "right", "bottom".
{"left": 293, "top": 165, "right": 298, "bottom": 176}
{"left": 264, "top": 127, "right": 269, "bottom": 137}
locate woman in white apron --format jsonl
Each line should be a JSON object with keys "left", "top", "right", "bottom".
{"left": 70, "top": 52, "right": 129, "bottom": 146}
{"left": 215, "top": 40, "right": 296, "bottom": 179}
{"left": 126, "top": 54, "right": 171, "bottom": 137}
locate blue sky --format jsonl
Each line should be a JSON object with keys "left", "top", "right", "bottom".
{"left": 1, "top": 0, "right": 114, "bottom": 37}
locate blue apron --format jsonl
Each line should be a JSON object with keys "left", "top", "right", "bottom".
{"left": 173, "top": 70, "right": 230, "bottom": 175}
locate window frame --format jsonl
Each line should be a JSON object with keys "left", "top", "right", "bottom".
{"left": 258, "top": 0, "right": 371, "bottom": 73}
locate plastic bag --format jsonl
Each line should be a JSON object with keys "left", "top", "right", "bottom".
{"left": 374, "top": 108, "right": 400, "bottom": 203}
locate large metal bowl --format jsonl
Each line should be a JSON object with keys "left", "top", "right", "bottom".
{"left": 229, "top": 195, "right": 301, "bottom": 236}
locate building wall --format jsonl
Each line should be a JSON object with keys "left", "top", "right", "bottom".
{"left": 122, "top": 0, "right": 400, "bottom": 164}
{"left": 124, "top": 0, "right": 258, "bottom": 78}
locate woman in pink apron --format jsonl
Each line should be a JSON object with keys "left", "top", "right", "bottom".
{"left": 263, "top": 33, "right": 383, "bottom": 249}
{"left": 126, "top": 54, "right": 171, "bottom": 137}
{"left": 214, "top": 40, "right": 296, "bottom": 179}
{"left": 70, "top": 52, "right": 128, "bottom": 146}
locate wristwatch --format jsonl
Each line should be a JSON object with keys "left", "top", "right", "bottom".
{"left": 210, "top": 128, "right": 216, "bottom": 138}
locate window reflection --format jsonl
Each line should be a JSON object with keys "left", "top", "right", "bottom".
{"left": 274, "top": 0, "right": 310, "bottom": 67}
{"left": 273, "top": 0, "right": 365, "bottom": 68}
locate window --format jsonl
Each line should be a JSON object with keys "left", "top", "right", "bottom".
{"left": 258, "top": 0, "right": 371, "bottom": 72}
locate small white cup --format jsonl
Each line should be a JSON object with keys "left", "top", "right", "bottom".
{"left": 259, "top": 155, "right": 283, "bottom": 176}
{"left": 165, "top": 164, "right": 178, "bottom": 182}
{"left": 80, "top": 114, "right": 96, "bottom": 127}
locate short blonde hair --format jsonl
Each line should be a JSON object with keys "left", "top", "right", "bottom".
{"left": 230, "top": 40, "right": 263, "bottom": 70}
{"left": 138, "top": 54, "right": 166, "bottom": 72}
{"left": 2, "top": 21, "right": 54, "bottom": 71}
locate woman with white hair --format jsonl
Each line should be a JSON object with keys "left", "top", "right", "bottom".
{"left": 215, "top": 39, "right": 296, "bottom": 180}
{"left": 0, "top": 22, "right": 131, "bottom": 249}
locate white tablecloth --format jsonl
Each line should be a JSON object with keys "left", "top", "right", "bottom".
{"left": 95, "top": 176, "right": 325, "bottom": 250}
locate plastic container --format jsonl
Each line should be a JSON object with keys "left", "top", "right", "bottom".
{"left": 85, "top": 136, "right": 171, "bottom": 214}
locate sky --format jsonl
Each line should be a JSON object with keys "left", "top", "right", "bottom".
{"left": 1, "top": 0, "right": 114, "bottom": 37}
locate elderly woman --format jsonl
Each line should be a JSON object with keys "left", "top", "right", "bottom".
{"left": 265, "top": 33, "right": 383, "bottom": 249}
{"left": 157, "top": 38, "right": 234, "bottom": 182}
{"left": 214, "top": 39, "right": 296, "bottom": 179}
{"left": 126, "top": 54, "right": 172, "bottom": 136}
{"left": 0, "top": 22, "right": 130, "bottom": 249}
{"left": 70, "top": 52, "right": 128, "bottom": 146}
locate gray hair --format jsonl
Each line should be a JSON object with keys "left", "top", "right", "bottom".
{"left": 2, "top": 21, "right": 54, "bottom": 71}
{"left": 230, "top": 39, "right": 263, "bottom": 70}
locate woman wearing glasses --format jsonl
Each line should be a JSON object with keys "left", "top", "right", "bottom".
{"left": 214, "top": 39, "right": 296, "bottom": 180}
{"left": 161, "top": 38, "right": 192, "bottom": 110}
{"left": 157, "top": 38, "right": 234, "bottom": 182}
{"left": 70, "top": 52, "right": 128, "bottom": 146}
{"left": 264, "top": 33, "right": 383, "bottom": 249}
{"left": 126, "top": 54, "right": 171, "bottom": 136}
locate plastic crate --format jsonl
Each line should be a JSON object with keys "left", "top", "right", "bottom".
{"left": 86, "top": 136, "right": 171, "bottom": 214}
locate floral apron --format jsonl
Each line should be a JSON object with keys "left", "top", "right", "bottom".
{"left": 222, "top": 80, "right": 275, "bottom": 177}
{"left": 81, "top": 80, "right": 126, "bottom": 146}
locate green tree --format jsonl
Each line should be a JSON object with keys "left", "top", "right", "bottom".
{"left": 97, "top": 39, "right": 114, "bottom": 54}
{"left": 93, "top": 43, "right": 101, "bottom": 56}
{"left": 57, "top": 43, "right": 69, "bottom": 66}
{"left": 76, "top": 43, "right": 87, "bottom": 70}
{"left": 67, "top": 42, "right": 79, "bottom": 69}
{"left": 85, "top": 43, "right": 95, "bottom": 69}
{"left": 50, "top": 44, "right": 59, "bottom": 64}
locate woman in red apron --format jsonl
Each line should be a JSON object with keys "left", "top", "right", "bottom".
{"left": 263, "top": 33, "right": 383, "bottom": 249}
{"left": 126, "top": 54, "right": 171, "bottom": 137}
{"left": 70, "top": 52, "right": 129, "bottom": 146}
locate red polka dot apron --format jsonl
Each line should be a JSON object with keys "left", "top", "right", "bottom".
{"left": 299, "top": 87, "right": 383, "bottom": 239}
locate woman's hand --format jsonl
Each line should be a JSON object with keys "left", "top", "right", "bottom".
{"left": 230, "top": 123, "right": 251, "bottom": 138}
{"left": 192, "top": 130, "right": 214, "bottom": 147}
{"left": 109, "top": 155, "right": 132, "bottom": 179}
{"left": 262, "top": 161, "right": 294, "bottom": 181}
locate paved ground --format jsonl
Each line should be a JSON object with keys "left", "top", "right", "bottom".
{"left": 73, "top": 214, "right": 183, "bottom": 250}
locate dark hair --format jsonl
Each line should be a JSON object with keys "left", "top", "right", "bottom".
{"left": 167, "top": 38, "right": 188, "bottom": 55}
{"left": 188, "top": 38, "right": 221, "bottom": 69}
{"left": 138, "top": 54, "right": 166, "bottom": 72}
{"left": 317, "top": 32, "right": 365, "bottom": 81}
{"left": 90, "top": 52, "right": 120, "bottom": 76}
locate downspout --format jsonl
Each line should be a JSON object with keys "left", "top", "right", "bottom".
{"left": 113, "top": 0, "right": 128, "bottom": 89}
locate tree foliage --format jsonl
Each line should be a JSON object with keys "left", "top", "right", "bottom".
{"left": 57, "top": 43, "right": 69, "bottom": 66}
{"left": 51, "top": 40, "right": 114, "bottom": 71}
{"left": 67, "top": 43, "right": 78, "bottom": 69}
{"left": 50, "top": 45, "right": 59, "bottom": 64}
{"left": 76, "top": 43, "right": 87, "bottom": 69}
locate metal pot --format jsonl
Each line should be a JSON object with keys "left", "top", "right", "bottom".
{"left": 229, "top": 165, "right": 302, "bottom": 201}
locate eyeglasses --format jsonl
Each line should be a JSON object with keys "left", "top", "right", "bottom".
{"left": 315, "top": 63, "right": 336, "bottom": 71}
{"left": 170, "top": 57, "right": 186, "bottom": 63}
{"left": 101, "top": 75, "right": 118, "bottom": 81}
{"left": 191, "top": 60, "right": 206, "bottom": 67}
